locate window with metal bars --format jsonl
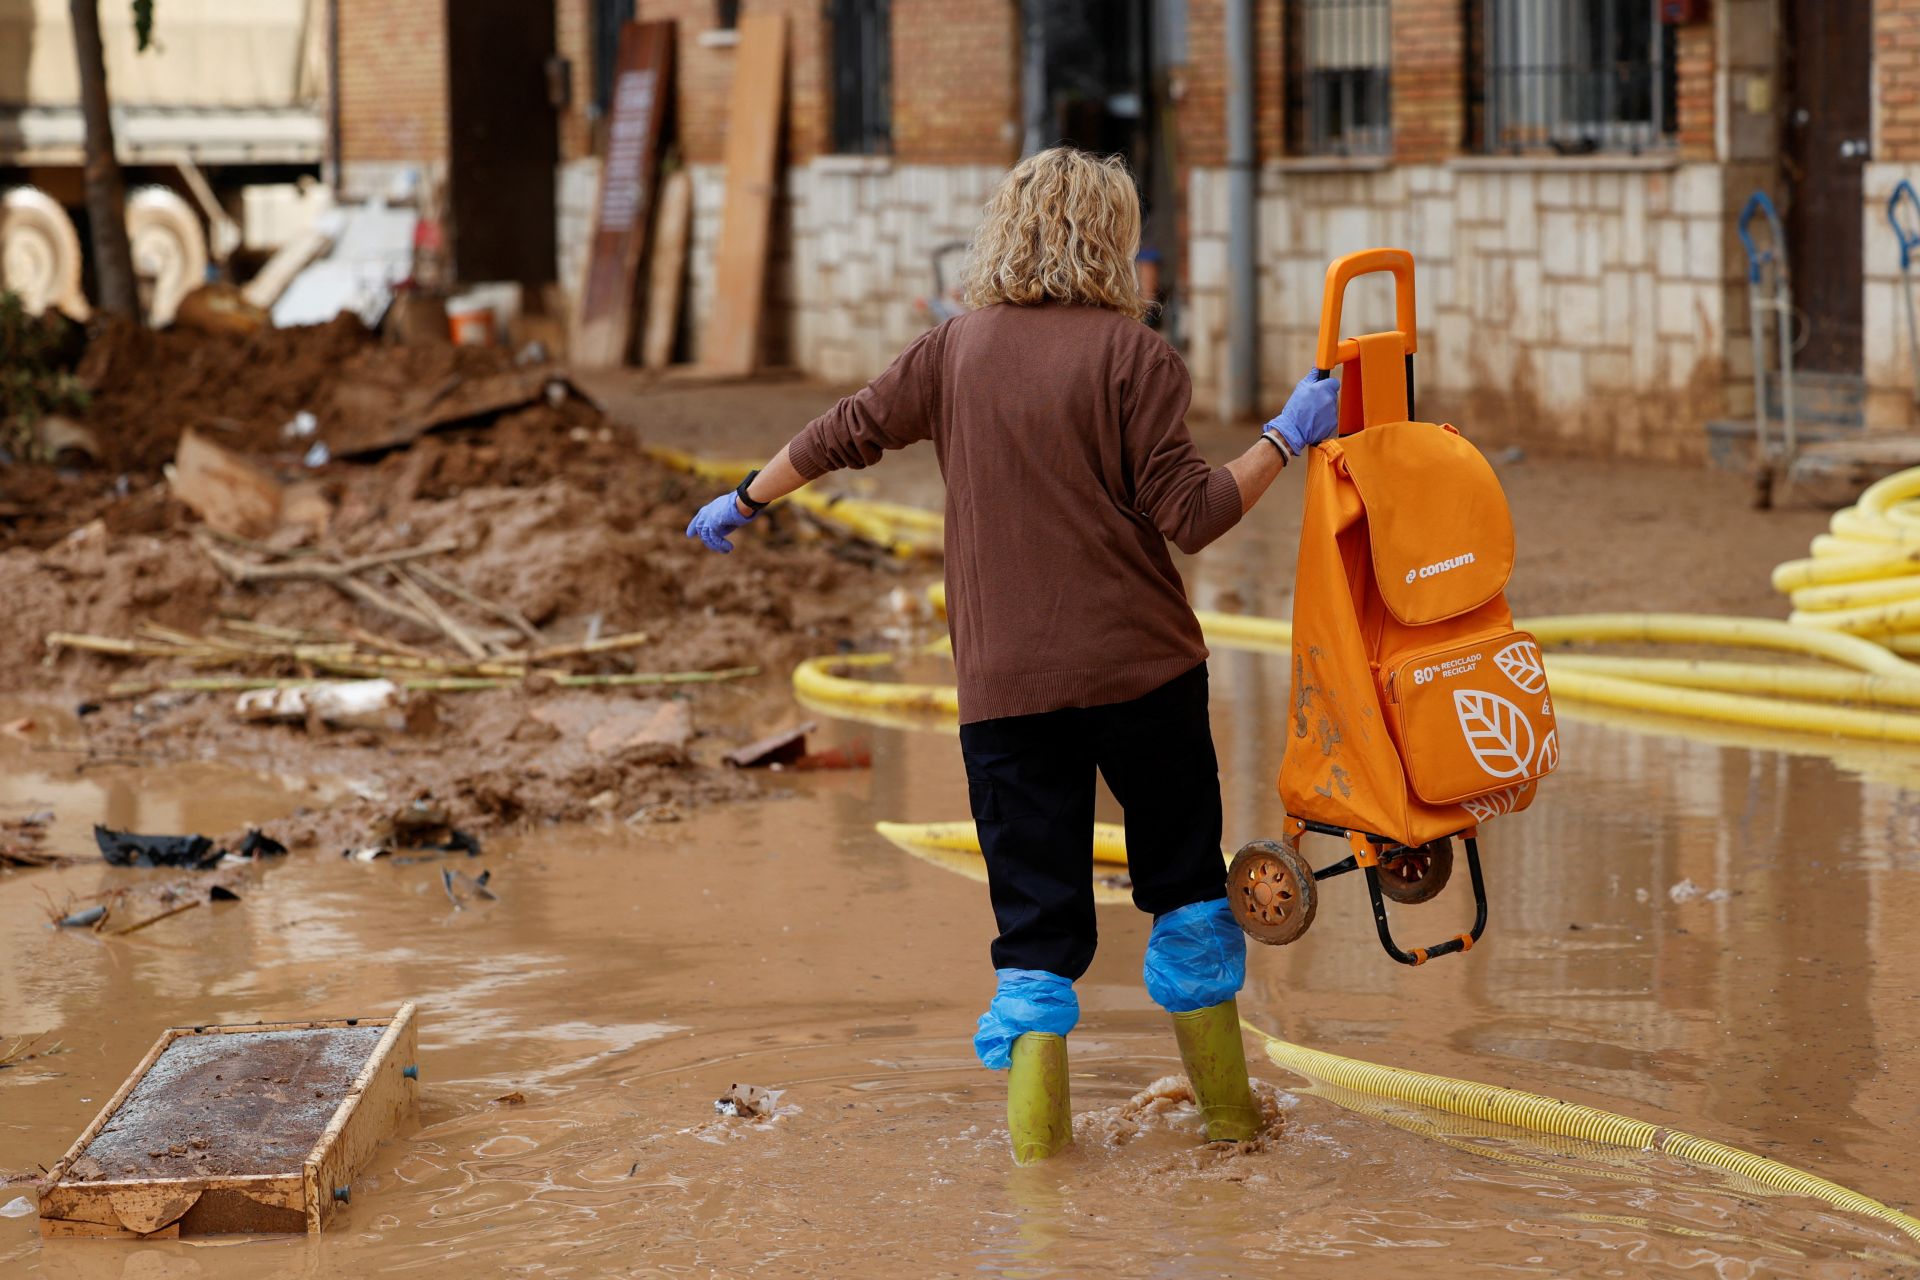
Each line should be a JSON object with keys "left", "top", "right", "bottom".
{"left": 1467, "top": 0, "right": 1678, "bottom": 154}
{"left": 592, "top": 0, "right": 637, "bottom": 119}
{"left": 830, "top": 0, "right": 892, "bottom": 155}
{"left": 1286, "top": 0, "right": 1393, "bottom": 157}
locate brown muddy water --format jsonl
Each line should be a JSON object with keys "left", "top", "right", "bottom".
{"left": 3, "top": 657, "right": 1920, "bottom": 1277}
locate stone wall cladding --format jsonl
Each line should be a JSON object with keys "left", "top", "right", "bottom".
{"left": 1187, "top": 161, "right": 1733, "bottom": 460}
{"left": 1864, "top": 162, "right": 1920, "bottom": 428}
{"left": 556, "top": 157, "right": 603, "bottom": 311}
{"left": 683, "top": 160, "right": 998, "bottom": 378}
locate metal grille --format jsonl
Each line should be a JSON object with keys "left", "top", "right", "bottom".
{"left": 1287, "top": 0, "right": 1393, "bottom": 156}
{"left": 830, "top": 0, "right": 892, "bottom": 155}
{"left": 592, "top": 0, "right": 636, "bottom": 119}
{"left": 1471, "top": 0, "right": 1677, "bottom": 154}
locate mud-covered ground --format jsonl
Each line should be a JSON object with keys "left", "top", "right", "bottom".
{"left": 5, "top": 344, "right": 1917, "bottom": 1277}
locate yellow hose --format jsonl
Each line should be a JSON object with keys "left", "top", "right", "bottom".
{"left": 1545, "top": 653, "right": 1920, "bottom": 707}
{"left": 876, "top": 820, "right": 1129, "bottom": 868}
{"left": 807, "top": 600, "right": 1920, "bottom": 745}
{"left": 645, "top": 446, "right": 940, "bottom": 557}
{"left": 1250, "top": 1027, "right": 1920, "bottom": 1249}
{"left": 867, "top": 814, "right": 1920, "bottom": 1248}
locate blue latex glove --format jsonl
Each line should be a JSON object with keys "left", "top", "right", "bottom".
{"left": 974, "top": 968, "right": 1079, "bottom": 1069}
{"left": 685, "top": 490, "right": 755, "bottom": 554}
{"left": 1263, "top": 372, "right": 1341, "bottom": 454}
{"left": 1142, "top": 897, "right": 1246, "bottom": 1014}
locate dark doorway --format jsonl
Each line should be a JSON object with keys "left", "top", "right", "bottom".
{"left": 1021, "top": 0, "right": 1151, "bottom": 163}
{"left": 447, "top": 0, "right": 560, "bottom": 288}
{"left": 1020, "top": 0, "right": 1172, "bottom": 316}
{"left": 1781, "top": 0, "right": 1870, "bottom": 373}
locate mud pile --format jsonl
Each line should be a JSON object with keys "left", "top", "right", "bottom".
{"left": 0, "top": 320, "right": 904, "bottom": 847}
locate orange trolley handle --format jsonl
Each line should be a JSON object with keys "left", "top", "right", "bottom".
{"left": 1312, "top": 248, "right": 1420, "bottom": 427}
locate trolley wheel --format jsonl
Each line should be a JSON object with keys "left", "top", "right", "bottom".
{"left": 1227, "top": 839, "right": 1318, "bottom": 946}
{"left": 1377, "top": 838, "right": 1453, "bottom": 906}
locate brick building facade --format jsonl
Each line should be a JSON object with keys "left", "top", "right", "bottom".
{"left": 332, "top": 1, "right": 1914, "bottom": 458}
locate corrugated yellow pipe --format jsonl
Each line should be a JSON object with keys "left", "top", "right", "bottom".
{"left": 864, "top": 817, "right": 1920, "bottom": 1248}
{"left": 1788, "top": 574, "right": 1920, "bottom": 613}
{"left": 1546, "top": 654, "right": 1920, "bottom": 708}
{"left": 1250, "top": 1028, "right": 1920, "bottom": 1248}
{"left": 876, "top": 820, "right": 1129, "bottom": 868}
{"left": 1546, "top": 667, "right": 1920, "bottom": 744}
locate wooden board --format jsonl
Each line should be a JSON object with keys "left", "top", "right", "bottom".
{"left": 39, "top": 1006, "right": 419, "bottom": 1238}
{"left": 169, "top": 429, "right": 284, "bottom": 538}
{"left": 641, "top": 167, "right": 694, "bottom": 370}
{"left": 572, "top": 21, "right": 675, "bottom": 369}
{"left": 700, "top": 12, "right": 788, "bottom": 376}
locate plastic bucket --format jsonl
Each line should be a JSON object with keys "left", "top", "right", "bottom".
{"left": 445, "top": 296, "right": 497, "bottom": 346}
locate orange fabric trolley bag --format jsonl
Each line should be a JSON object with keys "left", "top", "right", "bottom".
{"left": 1227, "top": 248, "right": 1558, "bottom": 965}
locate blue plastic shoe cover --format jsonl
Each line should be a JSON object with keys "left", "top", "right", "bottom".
{"left": 974, "top": 968, "right": 1079, "bottom": 1069}
{"left": 1142, "top": 897, "right": 1246, "bottom": 1014}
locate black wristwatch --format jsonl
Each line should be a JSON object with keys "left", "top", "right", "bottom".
{"left": 735, "top": 469, "right": 770, "bottom": 515}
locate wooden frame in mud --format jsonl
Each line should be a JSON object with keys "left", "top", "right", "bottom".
{"left": 37, "top": 1003, "right": 419, "bottom": 1238}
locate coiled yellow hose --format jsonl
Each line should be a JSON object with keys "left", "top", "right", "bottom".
{"left": 1250, "top": 1028, "right": 1920, "bottom": 1249}
{"left": 801, "top": 596, "right": 1920, "bottom": 745}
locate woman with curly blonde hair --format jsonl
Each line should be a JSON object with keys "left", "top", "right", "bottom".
{"left": 687, "top": 146, "right": 1339, "bottom": 1164}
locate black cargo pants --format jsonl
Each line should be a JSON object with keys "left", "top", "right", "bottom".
{"left": 958, "top": 662, "right": 1226, "bottom": 978}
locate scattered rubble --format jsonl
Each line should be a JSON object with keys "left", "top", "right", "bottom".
{"left": 0, "top": 316, "right": 915, "bottom": 849}
{"left": 713, "top": 1083, "right": 781, "bottom": 1120}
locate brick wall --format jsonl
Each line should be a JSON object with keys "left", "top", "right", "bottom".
{"left": 640, "top": 0, "right": 829, "bottom": 164}
{"left": 556, "top": 0, "right": 595, "bottom": 163}
{"left": 334, "top": 0, "right": 449, "bottom": 175}
{"left": 891, "top": 0, "right": 1020, "bottom": 164}
{"left": 1881, "top": 0, "right": 1920, "bottom": 161}
{"left": 1177, "top": 0, "right": 1282, "bottom": 168}
{"left": 1675, "top": 21, "right": 1715, "bottom": 159}
{"left": 1393, "top": 0, "right": 1463, "bottom": 163}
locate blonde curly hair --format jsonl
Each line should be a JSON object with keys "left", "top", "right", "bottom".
{"left": 962, "top": 147, "right": 1149, "bottom": 322}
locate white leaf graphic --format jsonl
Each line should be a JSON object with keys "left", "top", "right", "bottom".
{"left": 1541, "top": 694, "right": 1553, "bottom": 718}
{"left": 1535, "top": 729, "right": 1559, "bottom": 774}
{"left": 1494, "top": 640, "right": 1547, "bottom": 694}
{"left": 1461, "top": 785, "right": 1524, "bottom": 822}
{"left": 1453, "top": 689, "right": 1536, "bottom": 780}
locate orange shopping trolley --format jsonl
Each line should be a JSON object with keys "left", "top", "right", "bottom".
{"left": 1227, "top": 249, "right": 1560, "bottom": 966}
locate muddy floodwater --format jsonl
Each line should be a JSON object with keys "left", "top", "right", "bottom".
{"left": 2, "top": 654, "right": 1918, "bottom": 1279}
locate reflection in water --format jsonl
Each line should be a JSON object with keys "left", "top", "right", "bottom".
{"left": 1, "top": 680, "right": 1918, "bottom": 1276}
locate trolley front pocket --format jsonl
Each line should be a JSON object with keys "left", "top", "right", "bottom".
{"left": 1381, "top": 631, "right": 1559, "bottom": 807}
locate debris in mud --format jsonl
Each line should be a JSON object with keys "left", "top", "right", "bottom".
{"left": 0, "top": 1033, "right": 61, "bottom": 1070}
{"left": 493, "top": 1091, "right": 527, "bottom": 1106}
{"left": 236, "top": 678, "right": 409, "bottom": 732}
{"left": 350, "top": 800, "right": 482, "bottom": 862}
{"left": 95, "top": 825, "right": 287, "bottom": 869}
{"left": 713, "top": 1083, "right": 781, "bottom": 1120}
{"left": 57, "top": 906, "right": 107, "bottom": 928}
{"left": 0, "top": 318, "right": 906, "bottom": 843}
{"left": 94, "top": 827, "right": 219, "bottom": 870}
{"left": 723, "top": 721, "right": 871, "bottom": 770}
{"left": 725, "top": 721, "right": 818, "bottom": 768}
{"left": 441, "top": 867, "right": 496, "bottom": 908}
{"left": 1668, "top": 879, "right": 1732, "bottom": 904}
{"left": 0, "top": 1196, "right": 32, "bottom": 1218}
{"left": 0, "top": 811, "right": 67, "bottom": 869}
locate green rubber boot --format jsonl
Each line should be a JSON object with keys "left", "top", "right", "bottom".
{"left": 1170, "top": 998, "right": 1261, "bottom": 1142}
{"left": 1006, "top": 1032, "right": 1072, "bottom": 1165}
